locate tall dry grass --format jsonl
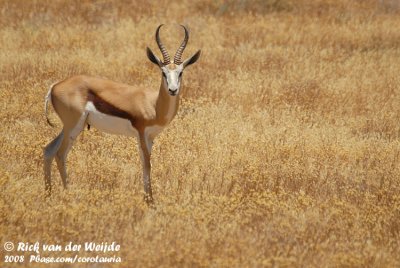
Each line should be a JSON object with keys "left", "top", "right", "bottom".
{"left": 1, "top": 0, "right": 400, "bottom": 267}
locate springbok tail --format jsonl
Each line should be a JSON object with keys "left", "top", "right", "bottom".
{"left": 45, "top": 82, "right": 58, "bottom": 127}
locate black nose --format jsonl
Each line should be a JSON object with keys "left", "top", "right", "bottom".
{"left": 168, "top": 89, "right": 177, "bottom": 96}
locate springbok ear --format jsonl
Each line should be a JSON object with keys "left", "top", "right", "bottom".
{"left": 183, "top": 50, "right": 201, "bottom": 68}
{"left": 147, "top": 47, "right": 162, "bottom": 66}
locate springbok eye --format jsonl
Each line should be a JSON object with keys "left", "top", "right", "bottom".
{"left": 162, "top": 72, "right": 167, "bottom": 79}
{"left": 179, "top": 72, "right": 183, "bottom": 78}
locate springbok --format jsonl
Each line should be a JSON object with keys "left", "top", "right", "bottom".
{"left": 43, "top": 25, "right": 201, "bottom": 203}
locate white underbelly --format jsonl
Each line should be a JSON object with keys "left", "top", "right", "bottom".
{"left": 85, "top": 102, "right": 138, "bottom": 138}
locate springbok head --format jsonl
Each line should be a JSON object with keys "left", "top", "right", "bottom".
{"left": 147, "top": 24, "right": 201, "bottom": 96}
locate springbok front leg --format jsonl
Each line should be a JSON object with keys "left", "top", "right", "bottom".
{"left": 138, "top": 132, "right": 154, "bottom": 204}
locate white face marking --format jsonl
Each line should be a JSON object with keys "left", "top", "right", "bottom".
{"left": 161, "top": 65, "right": 183, "bottom": 96}
{"left": 85, "top": 102, "right": 139, "bottom": 138}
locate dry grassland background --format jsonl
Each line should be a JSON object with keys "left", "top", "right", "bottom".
{"left": 1, "top": 0, "right": 400, "bottom": 267}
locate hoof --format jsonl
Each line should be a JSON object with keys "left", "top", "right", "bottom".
{"left": 144, "top": 195, "right": 155, "bottom": 207}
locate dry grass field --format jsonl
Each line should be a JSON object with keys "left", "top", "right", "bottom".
{"left": 1, "top": 0, "right": 400, "bottom": 267}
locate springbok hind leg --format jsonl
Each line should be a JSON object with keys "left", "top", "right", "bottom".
{"left": 55, "top": 117, "right": 86, "bottom": 190}
{"left": 55, "top": 131, "right": 74, "bottom": 190}
{"left": 44, "top": 131, "right": 64, "bottom": 194}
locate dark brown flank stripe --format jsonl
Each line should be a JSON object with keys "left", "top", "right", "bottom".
{"left": 87, "top": 90, "right": 136, "bottom": 126}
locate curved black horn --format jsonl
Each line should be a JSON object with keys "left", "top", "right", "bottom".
{"left": 156, "top": 24, "right": 171, "bottom": 65}
{"left": 174, "top": 25, "right": 189, "bottom": 65}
